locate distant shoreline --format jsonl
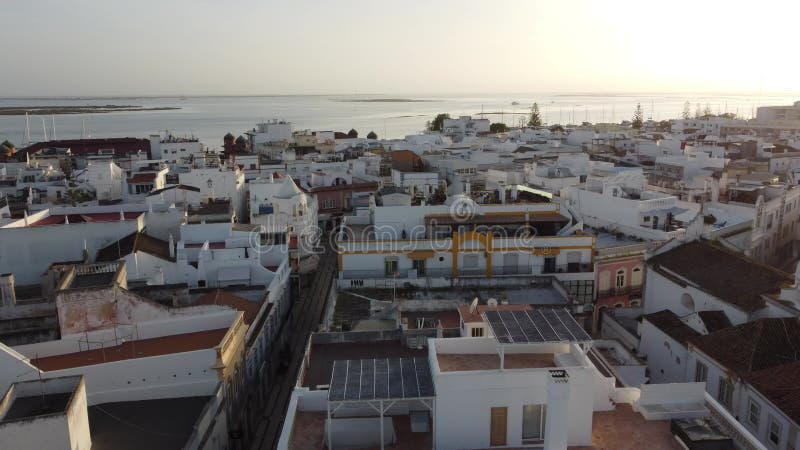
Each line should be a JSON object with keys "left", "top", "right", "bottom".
{"left": 331, "top": 98, "right": 435, "bottom": 103}
{"left": 0, "top": 105, "right": 181, "bottom": 116}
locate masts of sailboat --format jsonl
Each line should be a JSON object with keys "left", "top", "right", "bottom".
{"left": 41, "top": 117, "right": 48, "bottom": 142}
{"left": 82, "top": 120, "right": 86, "bottom": 139}
{"left": 24, "top": 112, "right": 31, "bottom": 146}
{"left": 51, "top": 116, "right": 57, "bottom": 141}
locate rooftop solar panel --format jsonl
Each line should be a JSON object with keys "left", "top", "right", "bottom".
{"left": 482, "top": 308, "right": 592, "bottom": 345}
{"left": 329, "top": 357, "right": 435, "bottom": 402}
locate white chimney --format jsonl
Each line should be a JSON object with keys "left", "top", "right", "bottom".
{"left": 0, "top": 273, "right": 16, "bottom": 307}
{"left": 544, "top": 369, "right": 570, "bottom": 450}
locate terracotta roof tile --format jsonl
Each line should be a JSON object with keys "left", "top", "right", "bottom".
{"left": 195, "top": 289, "right": 260, "bottom": 325}
{"left": 643, "top": 310, "right": 700, "bottom": 345}
{"left": 690, "top": 318, "right": 800, "bottom": 375}
{"left": 648, "top": 241, "right": 793, "bottom": 312}
{"left": 31, "top": 328, "right": 228, "bottom": 371}
{"left": 746, "top": 361, "right": 800, "bottom": 425}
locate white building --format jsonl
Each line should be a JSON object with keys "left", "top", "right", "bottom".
{"left": 0, "top": 205, "right": 147, "bottom": 285}
{"left": 246, "top": 120, "right": 294, "bottom": 149}
{"left": 277, "top": 307, "right": 768, "bottom": 450}
{"left": 442, "top": 116, "right": 490, "bottom": 142}
{"left": 337, "top": 198, "right": 595, "bottom": 297}
{"left": 178, "top": 164, "right": 246, "bottom": 220}
{"left": 0, "top": 375, "right": 91, "bottom": 450}
{"left": 756, "top": 101, "right": 800, "bottom": 129}
{"left": 687, "top": 317, "right": 800, "bottom": 450}
{"left": 390, "top": 169, "right": 440, "bottom": 197}
{"left": 149, "top": 133, "right": 204, "bottom": 161}
{"left": 562, "top": 171, "right": 702, "bottom": 241}
{"left": 249, "top": 175, "right": 318, "bottom": 256}
{"left": 644, "top": 240, "right": 796, "bottom": 325}
{"left": 78, "top": 161, "right": 124, "bottom": 201}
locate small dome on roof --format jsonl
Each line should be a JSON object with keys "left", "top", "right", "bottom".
{"left": 275, "top": 176, "right": 303, "bottom": 199}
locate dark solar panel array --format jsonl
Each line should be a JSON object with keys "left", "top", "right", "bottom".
{"left": 483, "top": 308, "right": 592, "bottom": 344}
{"left": 329, "top": 357, "right": 435, "bottom": 402}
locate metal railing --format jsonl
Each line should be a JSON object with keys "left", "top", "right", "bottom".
{"left": 597, "top": 286, "right": 643, "bottom": 298}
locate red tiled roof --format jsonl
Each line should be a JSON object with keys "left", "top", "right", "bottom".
{"left": 195, "top": 290, "right": 260, "bottom": 325}
{"left": 31, "top": 328, "right": 228, "bottom": 371}
{"left": 648, "top": 241, "right": 793, "bottom": 312}
{"left": 16, "top": 138, "right": 151, "bottom": 159}
{"left": 127, "top": 173, "right": 157, "bottom": 183}
{"left": 746, "top": 361, "right": 800, "bottom": 426}
{"left": 689, "top": 318, "right": 800, "bottom": 375}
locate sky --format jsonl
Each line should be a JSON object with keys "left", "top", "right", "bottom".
{"left": 2, "top": 0, "right": 799, "bottom": 97}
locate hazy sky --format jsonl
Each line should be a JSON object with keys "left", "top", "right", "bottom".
{"left": 2, "top": 0, "right": 798, "bottom": 97}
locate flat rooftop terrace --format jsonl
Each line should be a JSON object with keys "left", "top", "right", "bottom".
{"left": 88, "top": 396, "right": 211, "bottom": 450}
{"left": 569, "top": 404, "right": 684, "bottom": 450}
{"left": 289, "top": 411, "right": 430, "bottom": 450}
{"left": 436, "top": 353, "right": 556, "bottom": 372}
{"left": 303, "top": 340, "right": 427, "bottom": 389}
{"left": 31, "top": 328, "right": 228, "bottom": 371}
{"left": 0, "top": 393, "right": 72, "bottom": 423}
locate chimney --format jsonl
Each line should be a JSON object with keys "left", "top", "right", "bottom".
{"left": 0, "top": 273, "right": 16, "bottom": 307}
{"left": 169, "top": 234, "right": 175, "bottom": 259}
{"left": 544, "top": 369, "right": 570, "bottom": 450}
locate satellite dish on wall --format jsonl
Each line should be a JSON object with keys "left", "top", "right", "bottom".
{"left": 469, "top": 297, "right": 479, "bottom": 314}
{"left": 487, "top": 298, "right": 498, "bottom": 307}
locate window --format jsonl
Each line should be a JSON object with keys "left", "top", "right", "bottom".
{"left": 694, "top": 362, "right": 708, "bottom": 383}
{"left": 323, "top": 199, "right": 336, "bottom": 209}
{"left": 464, "top": 254, "right": 479, "bottom": 268}
{"left": 412, "top": 259, "right": 426, "bottom": 276}
{"left": 717, "top": 376, "right": 733, "bottom": 409}
{"left": 522, "top": 404, "right": 546, "bottom": 441}
{"left": 631, "top": 267, "right": 643, "bottom": 286}
{"left": 384, "top": 258, "right": 398, "bottom": 277}
{"left": 643, "top": 215, "right": 651, "bottom": 222}
{"left": 615, "top": 269, "right": 626, "bottom": 289}
{"left": 471, "top": 327, "right": 484, "bottom": 337}
{"left": 747, "top": 398, "right": 761, "bottom": 428}
{"left": 768, "top": 417, "right": 782, "bottom": 447}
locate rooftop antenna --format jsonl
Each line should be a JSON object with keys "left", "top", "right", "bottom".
{"left": 24, "top": 113, "right": 31, "bottom": 146}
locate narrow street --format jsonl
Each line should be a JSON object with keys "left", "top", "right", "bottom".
{"left": 250, "top": 237, "right": 337, "bottom": 450}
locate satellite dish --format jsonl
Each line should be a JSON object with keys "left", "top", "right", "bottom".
{"left": 487, "top": 298, "right": 498, "bottom": 307}
{"left": 469, "top": 297, "right": 479, "bottom": 314}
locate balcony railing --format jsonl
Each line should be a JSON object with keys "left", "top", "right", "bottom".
{"left": 542, "top": 263, "right": 593, "bottom": 274}
{"left": 597, "top": 285, "right": 643, "bottom": 298}
{"left": 493, "top": 266, "right": 530, "bottom": 275}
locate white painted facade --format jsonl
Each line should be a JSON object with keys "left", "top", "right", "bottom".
{"left": 179, "top": 165, "right": 246, "bottom": 220}
{"left": 78, "top": 161, "right": 124, "bottom": 201}
{"left": 0, "top": 205, "right": 146, "bottom": 284}
{"left": 390, "top": 169, "right": 440, "bottom": 197}
{"left": 638, "top": 316, "right": 689, "bottom": 384}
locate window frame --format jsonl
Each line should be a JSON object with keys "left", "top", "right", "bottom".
{"left": 768, "top": 416, "right": 782, "bottom": 447}
{"left": 521, "top": 404, "right": 547, "bottom": 442}
{"left": 747, "top": 398, "right": 761, "bottom": 429}
{"left": 694, "top": 361, "right": 708, "bottom": 383}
